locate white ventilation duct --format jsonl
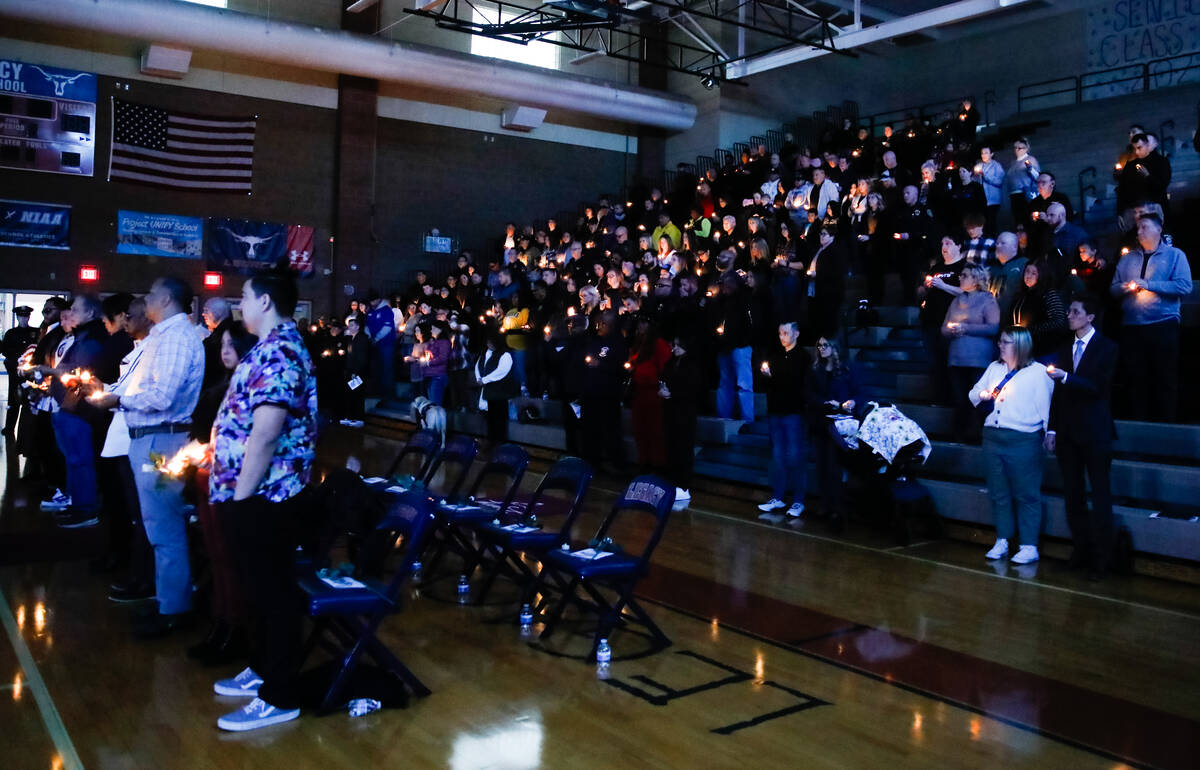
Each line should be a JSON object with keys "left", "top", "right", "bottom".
{"left": 0, "top": 0, "right": 697, "bottom": 131}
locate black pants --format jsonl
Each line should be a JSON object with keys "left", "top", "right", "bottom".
{"left": 948, "top": 366, "right": 985, "bottom": 442}
{"left": 811, "top": 428, "right": 845, "bottom": 516}
{"left": 581, "top": 396, "right": 625, "bottom": 469}
{"left": 1120, "top": 320, "right": 1179, "bottom": 421}
{"left": 97, "top": 456, "right": 134, "bottom": 566}
{"left": 1057, "top": 433, "right": 1113, "bottom": 571}
{"left": 664, "top": 406, "right": 696, "bottom": 490}
{"left": 560, "top": 398, "right": 582, "bottom": 457}
{"left": 220, "top": 495, "right": 301, "bottom": 710}
{"left": 921, "top": 327, "right": 952, "bottom": 406}
{"left": 485, "top": 398, "right": 509, "bottom": 443}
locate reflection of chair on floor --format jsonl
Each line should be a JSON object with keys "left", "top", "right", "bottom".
{"left": 424, "top": 443, "right": 529, "bottom": 582}
{"left": 531, "top": 474, "right": 674, "bottom": 661}
{"left": 384, "top": 428, "right": 442, "bottom": 483}
{"left": 297, "top": 490, "right": 437, "bottom": 714}
{"left": 470, "top": 456, "right": 592, "bottom": 605}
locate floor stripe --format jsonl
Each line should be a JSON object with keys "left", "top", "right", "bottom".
{"left": 640, "top": 490, "right": 1200, "bottom": 622}
{"left": 0, "top": 586, "right": 84, "bottom": 770}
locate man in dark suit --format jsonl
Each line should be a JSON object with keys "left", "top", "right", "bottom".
{"left": 1045, "top": 294, "right": 1118, "bottom": 580}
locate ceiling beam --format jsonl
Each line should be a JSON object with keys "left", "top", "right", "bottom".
{"left": 727, "top": 0, "right": 1029, "bottom": 78}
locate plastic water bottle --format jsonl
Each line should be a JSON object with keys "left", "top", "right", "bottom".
{"left": 410, "top": 561, "right": 422, "bottom": 583}
{"left": 348, "top": 698, "right": 382, "bottom": 717}
{"left": 456, "top": 574, "right": 469, "bottom": 604}
{"left": 519, "top": 603, "right": 533, "bottom": 637}
{"left": 596, "top": 638, "right": 611, "bottom": 679}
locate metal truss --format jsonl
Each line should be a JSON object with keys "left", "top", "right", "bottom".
{"left": 403, "top": 0, "right": 848, "bottom": 82}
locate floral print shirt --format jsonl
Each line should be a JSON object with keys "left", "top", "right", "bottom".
{"left": 209, "top": 322, "right": 317, "bottom": 503}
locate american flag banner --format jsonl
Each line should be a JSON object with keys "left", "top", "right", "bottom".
{"left": 108, "top": 99, "right": 256, "bottom": 193}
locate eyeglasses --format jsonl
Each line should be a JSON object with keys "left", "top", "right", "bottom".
{"left": 817, "top": 342, "right": 832, "bottom": 348}
{"left": 998, "top": 339, "right": 1016, "bottom": 346}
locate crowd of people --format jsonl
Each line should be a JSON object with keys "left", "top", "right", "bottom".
{"left": 0, "top": 108, "right": 1193, "bottom": 735}
{"left": 292, "top": 106, "right": 1191, "bottom": 577}
{"left": 3, "top": 272, "right": 318, "bottom": 732}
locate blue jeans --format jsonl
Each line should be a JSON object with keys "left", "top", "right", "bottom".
{"left": 510, "top": 348, "right": 528, "bottom": 391}
{"left": 982, "top": 426, "right": 1044, "bottom": 546}
{"left": 426, "top": 374, "right": 448, "bottom": 406}
{"left": 768, "top": 414, "right": 807, "bottom": 503}
{"left": 129, "top": 432, "right": 192, "bottom": 615}
{"left": 50, "top": 411, "right": 97, "bottom": 512}
{"left": 717, "top": 346, "right": 755, "bottom": 421}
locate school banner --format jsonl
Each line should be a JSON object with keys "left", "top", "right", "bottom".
{"left": 116, "top": 210, "right": 204, "bottom": 258}
{"left": 0, "top": 199, "right": 70, "bottom": 250}
{"left": 206, "top": 217, "right": 313, "bottom": 276}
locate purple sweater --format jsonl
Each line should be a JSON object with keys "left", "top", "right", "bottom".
{"left": 425, "top": 338, "right": 451, "bottom": 377}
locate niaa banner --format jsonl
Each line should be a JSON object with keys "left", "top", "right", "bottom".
{"left": 116, "top": 210, "right": 203, "bottom": 258}
{"left": 0, "top": 199, "right": 70, "bottom": 250}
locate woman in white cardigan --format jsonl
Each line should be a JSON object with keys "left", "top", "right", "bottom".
{"left": 969, "top": 326, "right": 1055, "bottom": 564}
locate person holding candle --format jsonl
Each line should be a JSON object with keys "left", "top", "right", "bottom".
{"left": 89, "top": 277, "right": 205, "bottom": 638}
{"left": 41, "top": 294, "right": 114, "bottom": 529}
{"left": 804, "top": 336, "right": 860, "bottom": 527}
{"left": 942, "top": 263, "right": 1000, "bottom": 443}
{"left": 757, "top": 321, "right": 809, "bottom": 523}
{"left": 627, "top": 316, "right": 672, "bottom": 472}
{"left": 1045, "top": 295, "right": 1119, "bottom": 580}
{"left": 969, "top": 327, "right": 1054, "bottom": 565}
{"left": 1109, "top": 212, "right": 1193, "bottom": 421}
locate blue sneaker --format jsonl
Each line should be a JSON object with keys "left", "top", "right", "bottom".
{"left": 213, "top": 667, "right": 262, "bottom": 697}
{"left": 217, "top": 697, "right": 300, "bottom": 732}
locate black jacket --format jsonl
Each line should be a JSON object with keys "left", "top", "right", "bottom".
{"left": 1048, "top": 332, "right": 1118, "bottom": 445}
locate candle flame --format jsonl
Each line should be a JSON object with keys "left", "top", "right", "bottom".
{"left": 161, "top": 440, "right": 207, "bottom": 476}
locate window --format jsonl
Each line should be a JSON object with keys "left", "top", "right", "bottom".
{"left": 469, "top": 8, "right": 560, "bottom": 70}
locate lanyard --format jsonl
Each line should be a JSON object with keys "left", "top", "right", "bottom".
{"left": 990, "top": 366, "right": 1021, "bottom": 399}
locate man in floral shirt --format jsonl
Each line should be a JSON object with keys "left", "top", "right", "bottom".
{"left": 210, "top": 270, "right": 316, "bottom": 732}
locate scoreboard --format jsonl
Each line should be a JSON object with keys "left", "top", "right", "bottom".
{"left": 0, "top": 59, "right": 97, "bottom": 177}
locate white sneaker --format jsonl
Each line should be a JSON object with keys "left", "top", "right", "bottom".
{"left": 985, "top": 539, "right": 1009, "bottom": 560}
{"left": 786, "top": 503, "right": 805, "bottom": 518}
{"left": 757, "top": 498, "right": 786, "bottom": 513}
{"left": 675, "top": 487, "right": 691, "bottom": 501}
{"left": 214, "top": 667, "right": 263, "bottom": 697}
{"left": 40, "top": 489, "right": 71, "bottom": 511}
{"left": 217, "top": 697, "right": 300, "bottom": 732}
{"left": 1010, "top": 545, "right": 1039, "bottom": 564}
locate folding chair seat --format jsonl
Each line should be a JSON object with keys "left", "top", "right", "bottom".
{"left": 382, "top": 428, "right": 442, "bottom": 485}
{"left": 297, "top": 489, "right": 437, "bottom": 713}
{"left": 470, "top": 456, "right": 592, "bottom": 605}
{"left": 531, "top": 475, "right": 673, "bottom": 661}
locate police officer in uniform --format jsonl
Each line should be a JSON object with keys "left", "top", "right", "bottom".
{"left": 3, "top": 305, "right": 40, "bottom": 437}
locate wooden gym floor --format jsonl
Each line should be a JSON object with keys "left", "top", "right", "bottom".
{"left": 1, "top": 424, "right": 1198, "bottom": 769}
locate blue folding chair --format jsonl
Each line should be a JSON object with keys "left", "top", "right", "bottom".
{"left": 384, "top": 428, "right": 442, "bottom": 483}
{"left": 425, "top": 444, "right": 530, "bottom": 582}
{"left": 297, "top": 490, "right": 437, "bottom": 714}
{"left": 470, "top": 456, "right": 592, "bottom": 605}
{"left": 421, "top": 433, "right": 479, "bottom": 504}
{"left": 531, "top": 475, "right": 674, "bottom": 661}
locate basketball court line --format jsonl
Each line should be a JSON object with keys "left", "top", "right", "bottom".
{"left": 589, "top": 484, "right": 1200, "bottom": 622}
{"left": 0, "top": 585, "right": 83, "bottom": 770}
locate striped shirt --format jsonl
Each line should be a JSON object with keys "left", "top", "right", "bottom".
{"left": 114, "top": 312, "right": 205, "bottom": 429}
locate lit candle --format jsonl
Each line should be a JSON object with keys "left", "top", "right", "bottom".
{"left": 893, "top": 233, "right": 902, "bottom": 240}
{"left": 1046, "top": 364, "right": 1057, "bottom": 374}
{"left": 1115, "top": 162, "right": 1122, "bottom": 170}
{"left": 478, "top": 315, "right": 486, "bottom": 324}
{"left": 716, "top": 324, "right": 725, "bottom": 335}
{"left": 1070, "top": 268, "right": 1078, "bottom": 275}
{"left": 1127, "top": 281, "right": 1139, "bottom": 292}
{"left": 585, "top": 355, "right": 593, "bottom": 364}
{"left": 79, "top": 371, "right": 92, "bottom": 384}
{"left": 924, "top": 275, "right": 933, "bottom": 286}
{"left": 978, "top": 389, "right": 991, "bottom": 400}
{"left": 543, "top": 325, "right": 551, "bottom": 337}
{"left": 567, "top": 307, "right": 577, "bottom": 317}
{"left": 760, "top": 361, "right": 770, "bottom": 375}
{"left": 623, "top": 361, "right": 632, "bottom": 370}
{"left": 1121, "top": 247, "right": 1130, "bottom": 255}
{"left": 974, "top": 164, "right": 982, "bottom": 174}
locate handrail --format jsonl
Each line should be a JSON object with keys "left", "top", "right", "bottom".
{"left": 1018, "top": 50, "right": 1200, "bottom": 112}
{"left": 858, "top": 95, "right": 975, "bottom": 139}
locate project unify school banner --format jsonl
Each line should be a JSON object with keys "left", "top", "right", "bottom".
{"left": 0, "top": 58, "right": 97, "bottom": 176}
{"left": 206, "top": 217, "right": 313, "bottom": 276}
{"left": 0, "top": 199, "right": 70, "bottom": 250}
{"left": 116, "top": 210, "right": 204, "bottom": 258}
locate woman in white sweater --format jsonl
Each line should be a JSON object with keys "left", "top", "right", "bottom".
{"left": 969, "top": 327, "right": 1055, "bottom": 564}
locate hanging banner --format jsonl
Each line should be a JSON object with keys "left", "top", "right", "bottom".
{"left": 286, "top": 225, "right": 314, "bottom": 278}
{"left": 0, "top": 199, "right": 70, "bottom": 250}
{"left": 116, "top": 210, "right": 204, "bottom": 258}
{"left": 206, "top": 217, "right": 314, "bottom": 276}
{"left": 1085, "top": 2, "right": 1200, "bottom": 99}
{"left": 0, "top": 58, "right": 97, "bottom": 176}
